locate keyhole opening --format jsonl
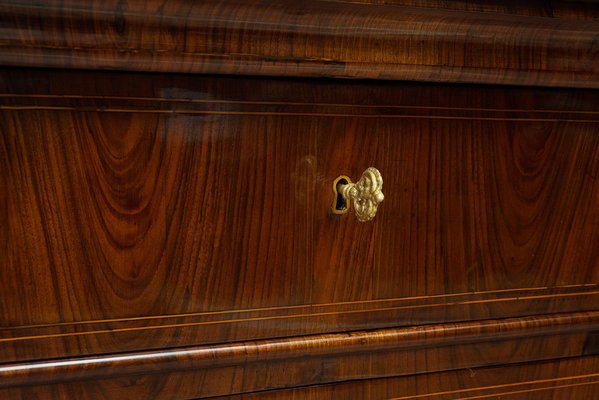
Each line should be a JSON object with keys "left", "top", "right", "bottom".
{"left": 332, "top": 175, "right": 351, "bottom": 215}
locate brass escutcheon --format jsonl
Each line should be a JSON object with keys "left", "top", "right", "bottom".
{"left": 332, "top": 167, "right": 384, "bottom": 222}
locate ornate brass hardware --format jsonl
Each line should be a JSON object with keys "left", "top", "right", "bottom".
{"left": 332, "top": 167, "right": 384, "bottom": 222}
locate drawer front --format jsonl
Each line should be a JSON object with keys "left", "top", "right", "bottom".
{"left": 1, "top": 69, "right": 598, "bottom": 362}
{"left": 215, "top": 356, "right": 599, "bottom": 400}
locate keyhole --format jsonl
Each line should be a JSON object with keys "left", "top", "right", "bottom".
{"left": 332, "top": 175, "right": 351, "bottom": 215}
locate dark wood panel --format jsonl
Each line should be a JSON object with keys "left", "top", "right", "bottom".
{"left": 1, "top": 0, "right": 598, "bottom": 87}
{"left": 0, "top": 109, "right": 314, "bottom": 318}
{"left": 1, "top": 69, "right": 598, "bottom": 362}
{"left": 0, "top": 312, "right": 597, "bottom": 398}
{"left": 314, "top": 117, "right": 599, "bottom": 303}
{"left": 218, "top": 355, "right": 599, "bottom": 400}
{"left": 585, "top": 331, "right": 599, "bottom": 356}
{"left": 324, "top": 0, "right": 599, "bottom": 21}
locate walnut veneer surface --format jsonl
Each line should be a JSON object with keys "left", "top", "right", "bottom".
{"left": 1, "top": 0, "right": 599, "bottom": 87}
{"left": 0, "top": 0, "right": 598, "bottom": 399}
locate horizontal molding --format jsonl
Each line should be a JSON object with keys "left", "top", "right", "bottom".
{"left": 0, "top": 341, "right": 594, "bottom": 399}
{"left": 2, "top": 285, "right": 599, "bottom": 363}
{"left": 1, "top": 0, "right": 598, "bottom": 87}
{"left": 1, "top": 311, "right": 599, "bottom": 389}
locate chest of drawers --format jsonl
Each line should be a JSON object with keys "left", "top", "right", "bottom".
{"left": 1, "top": 1, "right": 598, "bottom": 399}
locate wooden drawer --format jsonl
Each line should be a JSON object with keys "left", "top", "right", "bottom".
{"left": 2, "top": 0, "right": 599, "bottom": 397}
{"left": 1, "top": 69, "right": 598, "bottom": 368}
{"left": 217, "top": 356, "right": 599, "bottom": 400}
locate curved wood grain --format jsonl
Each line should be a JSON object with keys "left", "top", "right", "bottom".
{"left": 1, "top": 311, "right": 598, "bottom": 389}
{"left": 1, "top": 69, "right": 597, "bottom": 363}
{"left": 1, "top": 0, "right": 598, "bottom": 87}
{"left": 1, "top": 2, "right": 598, "bottom": 397}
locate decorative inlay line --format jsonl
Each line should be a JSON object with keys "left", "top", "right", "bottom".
{"left": 1, "top": 105, "right": 598, "bottom": 122}
{"left": 1, "top": 284, "right": 596, "bottom": 331}
{"left": 451, "top": 382, "right": 599, "bottom": 400}
{"left": 1, "top": 312, "right": 597, "bottom": 389}
{"left": 388, "top": 373, "right": 599, "bottom": 399}
{"left": 1, "top": 93, "right": 598, "bottom": 115}
{"left": 1, "top": 290, "right": 598, "bottom": 343}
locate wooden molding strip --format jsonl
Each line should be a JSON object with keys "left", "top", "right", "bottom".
{"left": 1, "top": 0, "right": 598, "bottom": 87}
{"left": 2, "top": 286, "right": 598, "bottom": 363}
{"left": 1, "top": 311, "right": 598, "bottom": 389}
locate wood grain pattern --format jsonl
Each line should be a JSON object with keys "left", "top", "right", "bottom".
{"left": 1, "top": 337, "right": 591, "bottom": 398}
{"left": 1, "top": 69, "right": 598, "bottom": 363}
{"left": 1, "top": 0, "right": 598, "bottom": 87}
{"left": 2, "top": 1, "right": 598, "bottom": 397}
{"left": 218, "top": 355, "right": 599, "bottom": 400}
{"left": 0, "top": 312, "right": 597, "bottom": 398}
{"left": 585, "top": 331, "right": 599, "bottom": 356}
{"left": 2, "top": 285, "right": 597, "bottom": 364}
{"left": 325, "top": 0, "right": 599, "bottom": 21}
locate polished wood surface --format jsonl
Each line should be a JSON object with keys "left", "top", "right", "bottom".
{"left": 219, "top": 356, "right": 599, "bottom": 400}
{"left": 1, "top": 313, "right": 596, "bottom": 398}
{"left": 3, "top": 311, "right": 597, "bottom": 388}
{"left": 1, "top": 69, "right": 598, "bottom": 364}
{"left": 330, "top": 0, "right": 599, "bottom": 20}
{"left": 1, "top": 0, "right": 599, "bottom": 87}
{"left": 2, "top": 1, "right": 599, "bottom": 397}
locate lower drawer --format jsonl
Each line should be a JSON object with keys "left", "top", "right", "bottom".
{"left": 220, "top": 355, "right": 599, "bottom": 400}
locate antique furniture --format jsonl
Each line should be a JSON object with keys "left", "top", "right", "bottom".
{"left": 1, "top": 1, "right": 598, "bottom": 398}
